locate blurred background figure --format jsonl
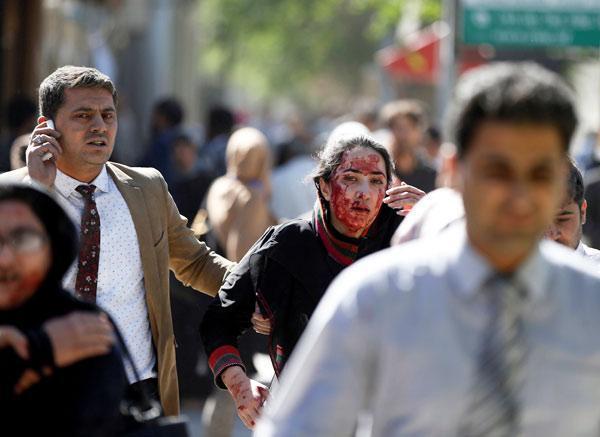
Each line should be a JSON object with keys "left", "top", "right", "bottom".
{"left": 206, "top": 127, "right": 277, "bottom": 262}
{"left": 170, "top": 134, "right": 215, "bottom": 223}
{"left": 0, "top": 96, "right": 37, "bottom": 173}
{"left": 583, "top": 133, "right": 600, "bottom": 249}
{"left": 140, "top": 97, "right": 185, "bottom": 185}
{"left": 379, "top": 99, "right": 437, "bottom": 192}
{"left": 269, "top": 113, "right": 317, "bottom": 220}
{"left": 423, "top": 125, "right": 442, "bottom": 169}
{"left": 200, "top": 105, "right": 236, "bottom": 178}
{"left": 351, "top": 99, "right": 380, "bottom": 133}
{"left": 0, "top": 183, "right": 126, "bottom": 436}
{"left": 9, "top": 134, "right": 30, "bottom": 170}
{"left": 544, "top": 159, "right": 600, "bottom": 263}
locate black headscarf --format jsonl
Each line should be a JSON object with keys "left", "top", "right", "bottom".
{"left": 0, "top": 183, "right": 80, "bottom": 326}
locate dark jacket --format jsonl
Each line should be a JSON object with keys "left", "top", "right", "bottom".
{"left": 0, "top": 286, "right": 127, "bottom": 437}
{"left": 200, "top": 204, "right": 402, "bottom": 386}
{"left": 0, "top": 183, "right": 127, "bottom": 436}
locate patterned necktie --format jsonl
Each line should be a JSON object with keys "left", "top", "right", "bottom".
{"left": 75, "top": 184, "right": 101, "bottom": 302}
{"left": 458, "top": 274, "right": 528, "bottom": 437}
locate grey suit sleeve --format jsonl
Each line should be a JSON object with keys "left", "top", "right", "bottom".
{"left": 255, "top": 271, "right": 377, "bottom": 437}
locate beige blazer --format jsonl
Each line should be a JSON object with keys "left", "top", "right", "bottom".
{"left": 0, "top": 162, "right": 234, "bottom": 415}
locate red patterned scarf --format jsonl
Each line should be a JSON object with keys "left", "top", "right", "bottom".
{"left": 313, "top": 199, "right": 360, "bottom": 266}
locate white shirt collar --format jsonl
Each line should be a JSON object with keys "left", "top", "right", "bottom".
{"left": 448, "top": 223, "right": 549, "bottom": 302}
{"left": 54, "top": 166, "right": 110, "bottom": 198}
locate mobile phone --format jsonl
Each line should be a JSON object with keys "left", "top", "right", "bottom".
{"left": 41, "top": 119, "right": 55, "bottom": 162}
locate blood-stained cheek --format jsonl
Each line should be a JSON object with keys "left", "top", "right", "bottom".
{"left": 329, "top": 151, "right": 387, "bottom": 234}
{"left": 330, "top": 178, "right": 372, "bottom": 232}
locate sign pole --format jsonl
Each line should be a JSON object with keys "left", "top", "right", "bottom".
{"left": 436, "top": 0, "right": 459, "bottom": 127}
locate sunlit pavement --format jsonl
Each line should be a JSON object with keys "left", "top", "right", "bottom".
{"left": 182, "top": 399, "right": 252, "bottom": 437}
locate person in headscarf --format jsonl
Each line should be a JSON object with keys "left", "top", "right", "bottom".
{"left": 0, "top": 183, "right": 126, "bottom": 436}
{"left": 206, "top": 127, "right": 278, "bottom": 262}
{"left": 200, "top": 133, "right": 421, "bottom": 429}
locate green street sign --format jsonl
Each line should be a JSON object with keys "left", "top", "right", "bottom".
{"left": 462, "top": 1, "right": 600, "bottom": 47}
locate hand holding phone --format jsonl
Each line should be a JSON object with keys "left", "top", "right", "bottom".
{"left": 27, "top": 117, "right": 62, "bottom": 188}
{"left": 41, "top": 119, "right": 55, "bottom": 162}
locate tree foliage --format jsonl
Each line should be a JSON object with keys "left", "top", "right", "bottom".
{"left": 197, "top": 0, "right": 441, "bottom": 107}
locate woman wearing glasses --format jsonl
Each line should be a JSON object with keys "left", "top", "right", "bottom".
{"left": 0, "top": 183, "right": 126, "bottom": 436}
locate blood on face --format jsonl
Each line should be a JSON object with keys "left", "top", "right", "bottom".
{"left": 326, "top": 147, "right": 387, "bottom": 237}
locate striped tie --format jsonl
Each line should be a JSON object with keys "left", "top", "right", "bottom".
{"left": 458, "top": 274, "right": 528, "bottom": 437}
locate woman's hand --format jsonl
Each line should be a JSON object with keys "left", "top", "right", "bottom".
{"left": 0, "top": 325, "right": 29, "bottom": 359}
{"left": 43, "top": 312, "right": 114, "bottom": 368}
{"left": 383, "top": 181, "right": 426, "bottom": 216}
{"left": 222, "top": 365, "right": 270, "bottom": 429}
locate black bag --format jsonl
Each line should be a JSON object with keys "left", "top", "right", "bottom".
{"left": 114, "top": 325, "right": 190, "bottom": 437}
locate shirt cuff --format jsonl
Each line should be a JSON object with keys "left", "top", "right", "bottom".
{"left": 208, "top": 345, "right": 246, "bottom": 389}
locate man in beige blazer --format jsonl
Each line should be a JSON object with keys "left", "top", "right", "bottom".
{"left": 0, "top": 66, "right": 233, "bottom": 416}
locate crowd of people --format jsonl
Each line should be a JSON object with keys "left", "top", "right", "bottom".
{"left": 0, "top": 60, "right": 600, "bottom": 437}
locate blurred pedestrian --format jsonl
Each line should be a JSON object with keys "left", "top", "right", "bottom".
{"left": 380, "top": 99, "right": 437, "bottom": 192}
{"left": 9, "top": 134, "right": 30, "bottom": 170}
{"left": 544, "top": 159, "right": 600, "bottom": 262}
{"left": 140, "top": 97, "right": 185, "bottom": 184}
{"left": 206, "top": 127, "right": 277, "bottom": 263}
{"left": 0, "top": 183, "right": 126, "bottom": 436}
{"left": 0, "top": 95, "right": 37, "bottom": 172}
{"left": 256, "top": 62, "right": 600, "bottom": 436}
{"left": 170, "top": 134, "right": 214, "bottom": 222}
{"left": 582, "top": 133, "right": 600, "bottom": 249}
{"left": 200, "top": 105, "right": 236, "bottom": 177}
{"left": 423, "top": 125, "right": 442, "bottom": 168}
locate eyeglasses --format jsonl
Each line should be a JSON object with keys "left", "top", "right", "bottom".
{"left": 0, "top": 228, "right": 48, "bottom": 254}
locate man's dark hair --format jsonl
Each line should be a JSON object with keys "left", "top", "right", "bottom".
{"left": 154, "top": 97, "right": 184, "bottom": 127}
{"left": 206, "top": 106, "right": 235, "bottom": 141}
{"left": 311, "top": 135, "right": 394, "bottom": 188}
{"left": 567, "top": 159, "right": 585, "bottom": 208}
{"left": 38, "top": 66, "right": 118, "bottom": 120}
{"left": 446, "top": 62, "right": 577, "bottom": 159}
{"left": 172, "top": 134, "right": 197, "bottom": 149}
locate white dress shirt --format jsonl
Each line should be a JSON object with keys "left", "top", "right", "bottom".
{"left": 256, "top": 224, "right": 600, "bottom": 436}
{"left": 577, "top": 241, "right": 600, "bottom": 265}
{"left": 391, "top": 187, "right": 464, "bottom": 245}
{"left": 54, "top": 167, "right": 156, "bottom": 382}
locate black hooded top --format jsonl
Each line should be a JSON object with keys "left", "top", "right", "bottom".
{"left": 0, "top": 183, "right": 127, "bottom": 437}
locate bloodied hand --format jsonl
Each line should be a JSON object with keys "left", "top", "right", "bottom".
{"left": 221, "top": 366, "right": 269, "bottom": 429}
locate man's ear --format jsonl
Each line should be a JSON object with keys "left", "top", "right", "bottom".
{"left": 318, "top": 178, "right": 332, "bottom": 202}
{"left": 581, "top": 199, "right": 588, "bottom": 225}
{"left": 437, "top": 142, "right": 459, "bottom": 189}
